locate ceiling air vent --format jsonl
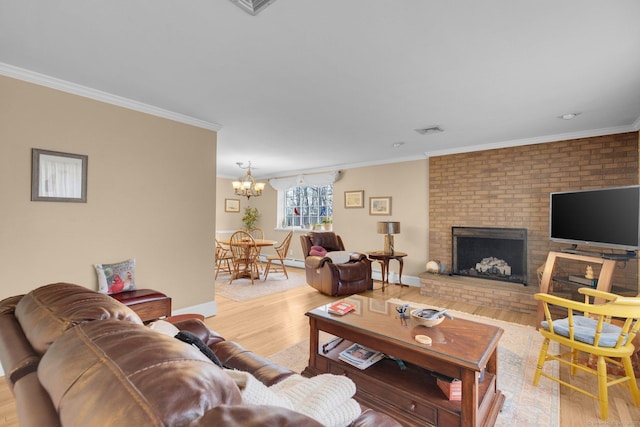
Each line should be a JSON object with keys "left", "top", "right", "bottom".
{"left": 415, "top": 126, "right": 444, "bottom": 135}
{"left": 229, "top": 0, "right": 277, "bottom": 15}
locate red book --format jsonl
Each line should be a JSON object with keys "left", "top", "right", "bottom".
{"left": 328, "top": 301, "right": 356, "bottom": 315}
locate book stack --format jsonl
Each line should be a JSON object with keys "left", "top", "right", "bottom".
{"left": 338, "top": 343, "right": 385, "bottom": 370}
{"left": 328, "top": 300, "right": 356, "bottom": 315}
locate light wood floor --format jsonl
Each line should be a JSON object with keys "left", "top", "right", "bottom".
{"left": 1, "top": 269, "right": 639, "bottom": 426}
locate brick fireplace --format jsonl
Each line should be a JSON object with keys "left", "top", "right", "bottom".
{"left": 421, "top": 132, "right": 639, "bottom": 314}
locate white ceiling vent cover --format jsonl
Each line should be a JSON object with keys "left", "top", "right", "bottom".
{"left": 229, "top": 0, "right": 277, "bottom": 15}
{"left": 415, "top": 126, "right": 444, "bottom": 135}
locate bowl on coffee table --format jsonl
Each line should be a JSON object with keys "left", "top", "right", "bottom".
{"left": 411, "top": 308, "right": 445, "bottom": 327}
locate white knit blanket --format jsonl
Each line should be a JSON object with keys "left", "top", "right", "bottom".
{"left": 225, "top": 369, "right": 361, "bottom": 427}
{"left": 147, "top": 321, "right": 361, "bottom": 426}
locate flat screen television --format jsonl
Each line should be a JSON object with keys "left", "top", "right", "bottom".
{"left": 549, "top": 185, "right": 640, "bottom": 253}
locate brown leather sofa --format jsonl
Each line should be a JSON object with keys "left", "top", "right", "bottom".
{"left": 0, "top": 283, "right": 399, "bottom": 427}
{"left": 300, "top": 232, "right": 373, "bottom": 296}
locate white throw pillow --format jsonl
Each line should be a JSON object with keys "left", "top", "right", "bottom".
{"left": 325, "top": 251, "right": 351, "bottom": 264}
{"left": 148, "top": 320, "right": 180, "bottom": 337}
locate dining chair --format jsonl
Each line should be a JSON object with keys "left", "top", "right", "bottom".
{"left": 214, "top": 239, "right": 233, "bottom": 279}
{"left": 248, "top": 227, "right": 265, "bottom": 272}
{"left": 533, "top": 287, "right": 640, "bottom": 419}
{"left": 229, "top": 230, "right": 260, "bottom": 285}
{"left": 264, "top": 231, "right": 293, "bottom": 280}
{"left": 248, "top": 227, "right": 264, "bottom": 240}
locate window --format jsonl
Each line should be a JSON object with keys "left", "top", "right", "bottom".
{"left": 280, "top": 185, "right": 333, "bottom": 228}
{"left": 269, "top": 171, "right": 339, "bottom": 229}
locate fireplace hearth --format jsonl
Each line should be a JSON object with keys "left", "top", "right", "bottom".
{"left": 452, "top": 227, "right": 527, "bottom": 285}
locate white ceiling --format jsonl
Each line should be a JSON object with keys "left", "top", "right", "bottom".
{"left": 1, "top": 1, "right": 639, "bottom": 179}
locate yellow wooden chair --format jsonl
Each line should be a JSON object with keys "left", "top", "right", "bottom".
{"left": 533, "top": 288, "right": 640, "bottom": 419}
{"left": 264, "top": 231, "right": 293, "bottom": 280}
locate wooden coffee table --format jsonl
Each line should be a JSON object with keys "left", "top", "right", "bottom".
{"left": 303, "top": 296, "right": 505, "bottom": 427}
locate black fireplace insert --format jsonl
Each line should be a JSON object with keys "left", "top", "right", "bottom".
{"left": 451, "top": 227, "right": 527, "bottom": 285}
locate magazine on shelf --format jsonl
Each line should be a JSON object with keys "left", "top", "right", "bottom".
{"left": 338, "top": 343, "right": 385, "bottom": 370}
{"left": 328, "top": 300, "right": 356, "bottom": 315}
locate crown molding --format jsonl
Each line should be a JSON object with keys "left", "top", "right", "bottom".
{"left": 0, "top": 62, "right": 222, "bottom": 132}
{"left": 423, "top": 125, "right": 640, "bottom": 158}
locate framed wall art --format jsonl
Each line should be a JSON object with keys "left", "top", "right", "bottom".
{"left": 225, "top": 198, "right": 240, "bottom": 212}
{"left": 344, "top": 190, "right": 364, "bottom": 208}
{"left": 369, "top": 196, "right": 392, "bottom": 215}
{"left": 31, "top": 148, "right": 88, "bottom": 203}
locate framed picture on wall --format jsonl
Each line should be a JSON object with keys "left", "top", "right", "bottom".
{"left": 344, "top": 190, "right": 364, "bottom": 208}
{"left": 225, "top": 198, "right": 240, "bottom": 212}
{"left": 31, "top": 148, "right": 88, "bottom": 203}
{"left": 369, "top": 196, "right": 391, "bottom": 215}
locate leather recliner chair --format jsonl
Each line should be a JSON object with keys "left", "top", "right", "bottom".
{"left": 300, "top": 232, "right": 373, "bottom": 296}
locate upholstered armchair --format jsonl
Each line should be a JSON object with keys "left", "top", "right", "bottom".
{"left": 300, "top": 232, "right": 372, "bottom": 296}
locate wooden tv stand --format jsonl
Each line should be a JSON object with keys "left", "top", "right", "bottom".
{"left": 303, "top": 297, "right": 505, "bottom": 427}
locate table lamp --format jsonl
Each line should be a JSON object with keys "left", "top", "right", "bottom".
{"left": 377, "top": 221, "right": 400, "bottom": 254}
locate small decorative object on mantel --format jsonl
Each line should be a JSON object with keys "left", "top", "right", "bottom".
{"left": 426, "top": 260, "right": 446, "bottom": 274}
{"left": 585, "top": 265, "right": 594, "bottom": 279}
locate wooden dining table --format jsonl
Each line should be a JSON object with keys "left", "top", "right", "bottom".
{"left": 220, "top": 238, "right": 277, "bottom": 248}
{"left": 221, "top": 238, "right": 277, "bottom": 280}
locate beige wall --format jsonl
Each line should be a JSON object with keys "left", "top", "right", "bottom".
{"left": 0, "top": 76, "right": 217, "bottom": 311}
{"left": 216, "top": 160, "right": 430, "bottom": 283}
{"left": 334, "top": 161, "right": 429, "bottom": 280}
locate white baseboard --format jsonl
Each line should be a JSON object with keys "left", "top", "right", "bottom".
{"left": 172, "top": 300, "right": 217, "bottom": 317}
{"left": 371, "top": 270, "right": 421, "bottom": 287}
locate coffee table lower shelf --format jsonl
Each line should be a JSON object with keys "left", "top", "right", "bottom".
{"left": 302, "top": 340, "right": 505, "bottom": 427}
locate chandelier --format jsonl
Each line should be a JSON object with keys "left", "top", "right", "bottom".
{"left": 231, "top": 161, "right": 265, "bottom": 199}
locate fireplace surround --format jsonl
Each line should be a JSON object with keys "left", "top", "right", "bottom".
{"left": 452, "top": 227, "right": 527, "bottom": 285}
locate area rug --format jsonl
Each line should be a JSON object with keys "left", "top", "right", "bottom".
{"left": 215, "top": 267, "right": 308, "bottom": 302}
{"left": 268, "top": 307, "right": 559, "bottom": 427}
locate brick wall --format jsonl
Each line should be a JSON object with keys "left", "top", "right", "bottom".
{"left": 429, "top": 132, "right": 639, "bottom": 290}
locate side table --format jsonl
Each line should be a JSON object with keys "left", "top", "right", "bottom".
{"left": 111, "top": 289, "right": 172, "bottom": 323}
{"left": 366, "top": 251, "right": 407, "bottom": 290}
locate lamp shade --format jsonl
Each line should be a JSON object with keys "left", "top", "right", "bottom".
{"left": 377, "top": 221, "right": 400, "bottom": 235}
